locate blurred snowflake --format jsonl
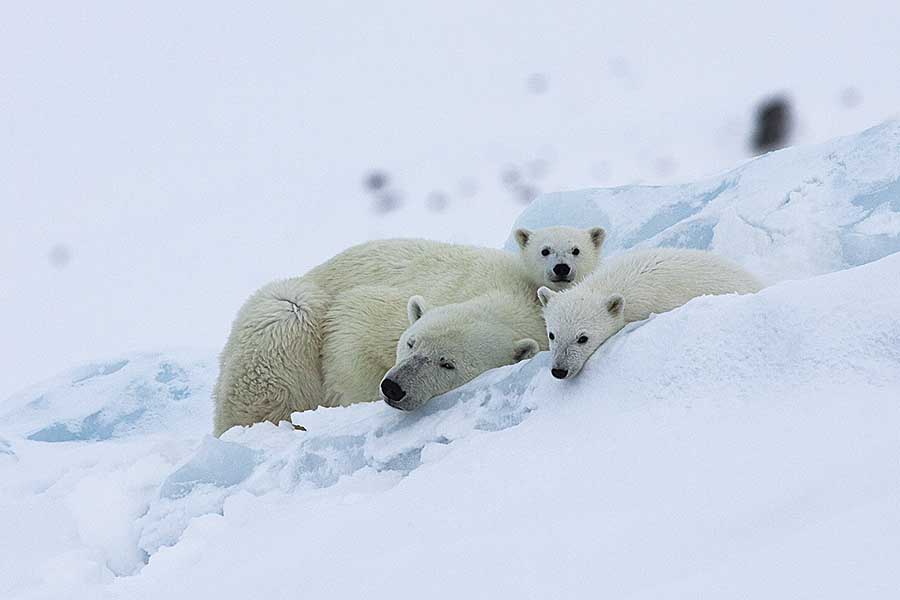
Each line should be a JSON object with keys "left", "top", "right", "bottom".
{"left": 426, "top": 191, "right": 449, "bottom": 212}
{"left": 839, "top": 87, "right": 862, "bottom": 109}
{"left": 48, "top": 244, "right": 71, "bottom": 269}
{"left": 526, "top": 73, "right": 548, "bottom": 95}
{"left": 363, "top": 169, "right": 404, "bottom": 214}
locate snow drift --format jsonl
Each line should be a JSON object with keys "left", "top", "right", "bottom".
{"left": 507, "top": 119, "right": 900, "bottom": 283}
{"left": 2, "top": 122, "right": 900, "bottom": 599}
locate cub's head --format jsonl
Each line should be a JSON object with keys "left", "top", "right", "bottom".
{"left": 379, "top": 296, "right": 540, "bottom": 411}
{"left": 514, "top": 226, "right": 606, "bottom": 291}
{"left": 537, "top": 286, "right": 626, "bottom": 380}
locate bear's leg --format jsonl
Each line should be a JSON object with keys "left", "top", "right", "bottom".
{"left": 320, "top": 286, "right": 410, "bottom": 407}
{"left": 213, "top": 278, "right": 328, "bottom": 436}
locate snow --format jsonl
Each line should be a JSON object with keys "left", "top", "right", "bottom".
{"left": 3, "top": 120, "right": 900, "bottom": 598}
{"left": 1, "top": 352, "right": 214, "bottom": 442}
{"left": 506, "top": 120, "right": 900, "bottom": 282}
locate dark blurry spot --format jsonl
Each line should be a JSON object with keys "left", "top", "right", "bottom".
{"left": 751, "top": 96, "right": 793, "bottom": 154}
{"left": 515, "top": 184, "right": 539, "bottom": 204}
{"left": 502, "top": 160, "right": 543, "bottom": 204}
{"left": 457, "top": 177, "right": 478, "bottom": 198}
{"left": 654, "top": 156, "right": 677, "bottom": 177}
{"left": 48, "top": 244, "right": 71, "bottom": 269}
{"left": 501, "top": 167, "right": 521, "bottom": 187}
{"left": 426, "top": 191, "right": 449, "bottom": 212}
{"left": 363, "top": 169, "right": 404, "bottom": 214}
{"left": 591, "top": 161, "right": 611, "bottom": 182}
{"left": 373, "top": 191, "right": 403, "bottom": 214}
{"left": 526, "top": 73, "right": 548, "bottom": 95}
{"left": 364, "top": 171, "right": 388, "bottom": 192}
{"left": 839, "top": 87, "right": 862, "bottom": 109}
{"left": 526, "top": 159, "right": 549, "bottom": 180}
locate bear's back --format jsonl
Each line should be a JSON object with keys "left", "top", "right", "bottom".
{"left": 305, "top": 238, "right": 532, "bottom": 304}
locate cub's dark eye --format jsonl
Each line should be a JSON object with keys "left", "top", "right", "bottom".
{"left": 407, "top": 339, "right": 414, "bottom": 348}
{"left": 541, "top": 248, "right": 550, "bottom": 256}
{"left": 548, "top": 332, "right": 555, "bottom": 341}
{"left": 440, "top": 362, "right": 455, "bottom": 370}
{"left": 577, "top": 335, "right": 589, "bottom": 344}
{"left": 572, "top": 247, "right": 580, "bottom": 256}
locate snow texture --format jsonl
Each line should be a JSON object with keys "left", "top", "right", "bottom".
{"left": 2, "top": 122, "right": 900, "bottom": 599}
{"left": 507, "top": 120, "right": 900, "bottom": 283}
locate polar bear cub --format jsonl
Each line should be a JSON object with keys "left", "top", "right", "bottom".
{"left": 514, "top": 226, "right": 606, "bottom": 291}
{"left": 537, "top": 248, "right": 763, "bottom": 379}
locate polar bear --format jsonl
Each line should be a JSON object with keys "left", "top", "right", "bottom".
{"left": 514, "top": 226, "right": 606, "bottom": 291}
{"left": 537, "top": 248, "right": 762, "bottom": 379}
{"left": 378, "top": 292, "right": 545, "bottom": 411}
{"left": 214, "top": 233, "right": 595, "bottom": 435}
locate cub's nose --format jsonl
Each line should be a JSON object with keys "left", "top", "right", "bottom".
{"left": 380, "top": 378, "right": 406, "bottom": 402}
{"left": 551, "top": 368, "right": 569, "bottom": 379}
{"left": 553, "top": 263, "right": 571, "bottom": 277}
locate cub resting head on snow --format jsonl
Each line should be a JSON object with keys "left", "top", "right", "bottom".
{"left": 537, "top": 248, "right": 763, "bottom": 380}
{"left": 514, "top": 226, "right": 606, "bottom": 291}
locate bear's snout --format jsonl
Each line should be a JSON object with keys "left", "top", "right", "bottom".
{"left": 551, "top": 368, "right": 569, "bottom": 379}
{"left": 380, "top": 378, "right": 407, "bottom": 403}
{"left": 553, "top": 263, "right": 571, "bottom": 277}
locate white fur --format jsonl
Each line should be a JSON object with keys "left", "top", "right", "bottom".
{"left": 539, "top": 248, "right": 763, "bottom": 379}
{"left": 213, "top": 239, "right": 548, "bottom": 435}
{"left": 379, "top": 292, "right": 544, "bottom": 411}
{"left": 514, "top": 226, "right": 605, "bottom": 291}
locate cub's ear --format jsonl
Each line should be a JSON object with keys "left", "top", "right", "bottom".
{"left": 588, "top": 227, "right": 606, "bottom": 250}
{"left": 605, "top": 294, "right": 624, "bottom": 316}
{"left": 514, "top": 228, "right": 532, "bottom": 250}
{"left": 512, "top": 338, "right": 540, "bottom": 362}
{"left": 537, "top": 286, "right": 557, "bottom": 307}
{"left": 407, "top": 295, "right": 429, "bottom": 324}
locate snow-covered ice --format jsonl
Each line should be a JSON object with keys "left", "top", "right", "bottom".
{"left": 3, "top": 122, "right": 900, "bottom": 599}
{"left": 507, "top": 120, "right": 900, "bottom": 282}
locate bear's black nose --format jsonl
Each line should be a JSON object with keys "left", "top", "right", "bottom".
{"left": 380, "top": 378, "right": 406, "bottom": 402}
{"left": 553, "top": 263, "right": 571, "bottom": 277}
{"left": 551, "top": 368, "right": 569, "bottom": 379}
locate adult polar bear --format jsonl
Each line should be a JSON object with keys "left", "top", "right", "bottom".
{"left": 214, "top": 230, "right": 603, "bottom": 435}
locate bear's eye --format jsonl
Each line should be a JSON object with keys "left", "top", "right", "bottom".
{"left": 407, "top": 339, "right": 414, "bottom": 349}
{"left": 541, "top": 248, "right": 550, "bottom": 257}
{"left": 548, "top": 332, "right": 555, "bottom": 341}
{"left": 440, "top": 361, "right": 455, "bottom": 370}
{"left": 577, "top": 335, "right": 589, "bottom": 344}
{"left": 572, "top": 247, "right": 580, "bottom": 256}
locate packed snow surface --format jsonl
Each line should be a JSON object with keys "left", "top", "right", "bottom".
{"left": 3, "top": 124, "right": 900, "bottom": 599}
{"left": 508, "top": 120, "right": 900, "bottom": 282}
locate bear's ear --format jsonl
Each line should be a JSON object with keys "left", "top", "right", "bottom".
{"left": 514, "top": 228, "right": 532, "bottom": 250}
{"left": 605, "top": 294, "right": 624, "bottom": 316}
{"left": 407, "top": 295, "right": 429, "bottom": 324}
{"left": 537, "top": 286, "right": 557, "bottom": 307}
{"left": 588, "top": 227, "right": 606, "bottom": 250}
{"left": 512, "top": 338, "right": 540, "bottom": 362}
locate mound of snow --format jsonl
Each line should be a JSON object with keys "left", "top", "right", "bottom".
{"left": 507, "top": 120, "right": 900, "bottom": 283}
{"left": 3, "top": 122, "right": 900, "bottom": 598}
{"left": 0, "top": 351, "right": 214, "bottom": 441}
{"left": 120, "top": 248, "right": 900, "bottom": 599}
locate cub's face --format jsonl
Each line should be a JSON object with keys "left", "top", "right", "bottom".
{"left": 514, "top": 226, "right": 606, "bottom": 291}
{"left": 379, "top": 296, "right": 539, "bottom": 411}
{"left": 537, "top": 287, "right": 626, "bottom": 380}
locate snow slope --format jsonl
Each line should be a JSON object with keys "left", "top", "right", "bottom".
{"left": 4, "top": 248, "right": 898, "bottom": 599}
{"left": 2, "top": 122, "right": 900, "bottom": 599}
{"left": 508, "top": 119, "right": 900, "bottom": 282}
